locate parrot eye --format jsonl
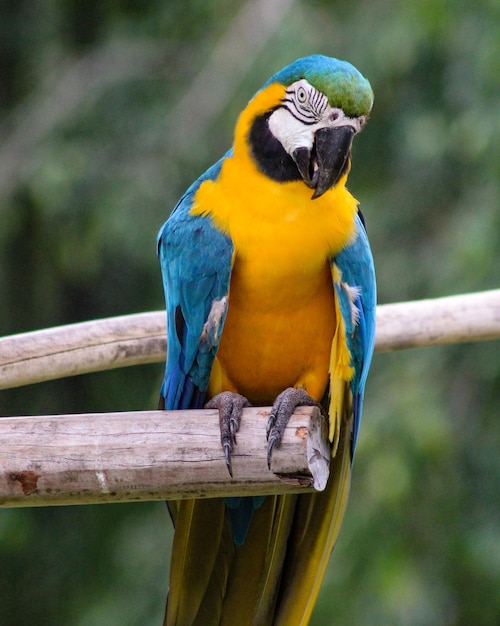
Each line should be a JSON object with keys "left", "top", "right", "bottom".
{"left": 296, "top": 86, "right": 308, "bottom": 104}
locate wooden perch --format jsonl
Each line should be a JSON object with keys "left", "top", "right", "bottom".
{"left": 375, "top": 288, "right": 500, "bottom": 352}
{"left": 0, "top": 311, "right": 166, "bottom": 390}
{"left": 0, "top": 289, "right": 499, "bottom": 391}
{"left": 0, "top": 406, "right": 330, "bottom": 508}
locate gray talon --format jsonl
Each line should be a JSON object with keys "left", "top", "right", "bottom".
{"left": 206, "top": 392, "right": 251, "bottom": 476}
{"left": 267, "top": 387, "right": 318, "bottom": 467}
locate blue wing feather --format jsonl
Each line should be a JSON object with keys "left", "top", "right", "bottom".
{"left": 158, "top": 153, "right": 234, "bottom": 411}
{"left": 333, "top": 212, "right": 376, "bottom": 457}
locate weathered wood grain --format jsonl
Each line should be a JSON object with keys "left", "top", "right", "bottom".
{"left": 0, "top": 406, "right": 329, "bottom": 508}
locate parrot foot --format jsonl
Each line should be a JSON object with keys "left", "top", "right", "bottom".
{"left": 205, "top": 392, "right": 251, "bottom": 477}
{"left": 266, "top": 387, "right": 320, "bottom": 469}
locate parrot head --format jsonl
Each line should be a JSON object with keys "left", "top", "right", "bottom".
{"left": 247, "top": 55, "right": 373, "bottom": 198}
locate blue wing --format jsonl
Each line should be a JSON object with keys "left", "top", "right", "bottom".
{"left": 157, "top": 154, "right": 234, "bottom": 411}
{"left": 332, "top": 211, "right": 376, "bottom": 457}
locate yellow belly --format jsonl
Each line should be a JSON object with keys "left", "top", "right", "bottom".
{"left": 209, "top": 258, "right": 336, "bottom": 404}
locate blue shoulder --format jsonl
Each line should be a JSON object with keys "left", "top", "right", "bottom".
{"left": 158, "top": 152, "right": 234, "bottom": 410}
{"left": 333, "top": 212, "right": 376, "bottom": 455}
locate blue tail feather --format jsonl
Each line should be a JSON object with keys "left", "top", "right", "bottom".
{"left": 225, "top": 496, "right": 266, "bottom": 546}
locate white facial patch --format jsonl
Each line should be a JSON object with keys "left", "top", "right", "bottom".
{"left": 268, "top": 107, "right": 315, "bottom": 154}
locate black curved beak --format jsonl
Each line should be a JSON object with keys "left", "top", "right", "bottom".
{"left": 292, "top": 126, "right": 355, "bottom": 199}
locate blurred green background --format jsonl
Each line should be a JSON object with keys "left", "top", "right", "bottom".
{"left": 0, "top": 1, "right": 499, "bottom": 624}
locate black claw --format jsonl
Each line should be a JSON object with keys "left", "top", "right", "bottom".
{"left": 223, "top": 442, "right": 233, "bottom": 478}
{"left": 266, "top": 410, "right": 277, "bottom": 440}
{"left": 267, "top": 387, "right": 319, "bottom": 467}
{"left": 267, "top": 437, "right": 277, "bottom": 469}
{"left": 206, "top": 392, "right": 251, "bottom": 477}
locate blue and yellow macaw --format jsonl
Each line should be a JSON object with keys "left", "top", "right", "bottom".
{"left": 158, "top": 55, "right": 376, "bottom": 625}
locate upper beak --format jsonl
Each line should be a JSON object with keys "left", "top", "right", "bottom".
{"left": 292, "top": 126, "right": 355, "bottom": 199}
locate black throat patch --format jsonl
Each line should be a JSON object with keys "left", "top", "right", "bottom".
{"left": 248, "top": 111, "right": 302, "bottom": 183}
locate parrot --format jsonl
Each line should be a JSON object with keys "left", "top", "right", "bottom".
{"left": 157, "top": 54, "right": 376, "bottom": 626}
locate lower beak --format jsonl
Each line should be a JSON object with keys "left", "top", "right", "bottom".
{"left": 292, "top": 126, "right": 355, "bottom": 199}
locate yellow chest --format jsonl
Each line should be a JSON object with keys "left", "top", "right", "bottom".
{"left": 191, "top": 149, "right": 358, "bottom": 403}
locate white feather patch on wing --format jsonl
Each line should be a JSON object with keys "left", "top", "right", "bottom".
{"left": 199, "top": 296, "right": 229, "bottom": 349}
{"left": 344, "top": 284, "right": 362, "bottom": 327}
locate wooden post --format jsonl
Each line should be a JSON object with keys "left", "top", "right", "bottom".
{"left": 0, "top": 406, "right": 329, "bottom": 508}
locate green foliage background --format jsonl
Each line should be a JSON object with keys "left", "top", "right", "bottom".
{"left": 0, "top": 1, "right": 499, "bottom": 624}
